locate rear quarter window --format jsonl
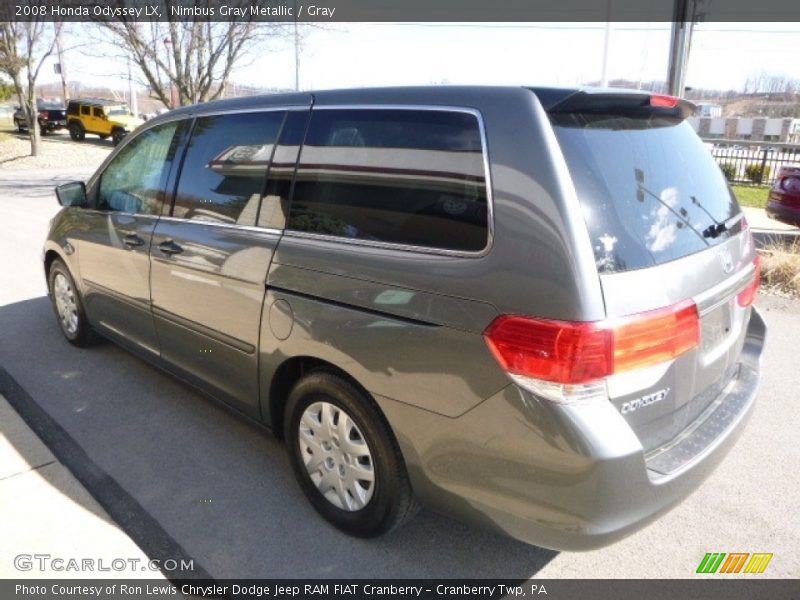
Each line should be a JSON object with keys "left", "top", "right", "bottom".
{"left": 288, "top": 108, "right": 489, "bottom": 253}
{"left": 552, "top": 114, "right": 741, "bottom": 273}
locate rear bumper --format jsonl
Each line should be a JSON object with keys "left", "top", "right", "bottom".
{"left": 766, "top": 199, "right": 800, "bottom": 227}
{"left": 383, "top": 308, "right": 766, "bottom": 551}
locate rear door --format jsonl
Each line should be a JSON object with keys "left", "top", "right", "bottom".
{"left": 149, "top": 108, "right": 303, "bottom": 414}
{"left": 549, "top": 92, "right": 760, "bottom": 456}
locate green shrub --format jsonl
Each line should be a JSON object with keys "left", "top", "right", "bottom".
{"left": 719, "top": 162, "right": 736, "bottom": 181}
{"left": 744, "top": 163, "right": 771, "bottom": 184}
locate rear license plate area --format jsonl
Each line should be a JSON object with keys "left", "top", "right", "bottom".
{"left": 701, "top": 300, "right": 732, "bottom": 352}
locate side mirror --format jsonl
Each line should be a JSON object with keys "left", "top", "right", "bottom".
{"left": 55, "top": 181, "right": 87, "bottom": 207}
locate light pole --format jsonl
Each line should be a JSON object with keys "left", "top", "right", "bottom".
{"left": 294, "top": 2, "right": 300, "bottom": 91}
{"left": 163, "top": 37, "right": 176, "bottom": 108}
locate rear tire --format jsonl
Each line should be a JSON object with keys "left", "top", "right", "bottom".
{"left": 111, "top": 129, "right": 125, "bottom": 146}
{"left": 15, "top": 119, "right": 25, "bottom": 133}
{"left": 47, "top": 259, "right": 94, "bottom": 347}
{"left": 284, "top": 371, "right": 417, "bottom": 537}
{"left": 68, "top": 121, "right": 85, "bottom": 142}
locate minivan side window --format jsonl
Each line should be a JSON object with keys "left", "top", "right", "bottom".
{"left": 172, "top": 111, "right": 284, "bottom": 226}
{"left": 97, "top": 121, "right": 180, "bottom": 215}
{"left": 288, "top": 109, "right": 489, "bottom": 252}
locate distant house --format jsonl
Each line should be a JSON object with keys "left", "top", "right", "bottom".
{"left": 695, "top": 103, "right": 723, "bottom": 118}
{"left": 688, "top": 116, "right": 800, "bottom": 143}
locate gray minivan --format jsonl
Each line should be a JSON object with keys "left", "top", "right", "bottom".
{"left": 44, "top": 87, "right": 765, "bottom": 550}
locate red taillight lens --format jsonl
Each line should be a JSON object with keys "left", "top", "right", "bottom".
{"left": 484, "top": 301, "right": 700, "bottom": 385}
{"left": 40, "top": 111, "right": 48, "bottom": 119}
{"left": 737, "top": 256, "right": 761, "bottom": 307}
{"left": 650, "top": 94, "right": 680, "bottom": 108}
{"left": 484, "top": 316, "right": 612, "bottom": 384}
{"left": 612, "top": 300, "right": 699, "bottom": 373}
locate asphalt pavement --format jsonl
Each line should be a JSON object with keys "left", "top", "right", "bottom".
{"left": 0, "top": 166, "right": 798, "bottom": 579}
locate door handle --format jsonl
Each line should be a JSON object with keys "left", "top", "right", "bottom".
{"left": 158, "top": 240, "right": 183, "bottom": 255}
{"left": 123, "top": 234, "right": 144, "bottom": 248}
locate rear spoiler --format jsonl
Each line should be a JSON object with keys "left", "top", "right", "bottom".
{"left": 532, "top": 88, "right": 696, "bottom": 120}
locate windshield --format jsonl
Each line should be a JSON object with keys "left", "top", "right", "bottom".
{"left": 552, "top": 114, "right": 741, "bottom": 273}
{"left": 106, "top": 106, "right": 130, "bottom": 116}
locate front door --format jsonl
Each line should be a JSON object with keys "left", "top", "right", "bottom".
{"left": 149, "top": 109, "right": 297, "bottom": 414}
{"left": 76, "top": 120, "right": 184, "bottom": 355}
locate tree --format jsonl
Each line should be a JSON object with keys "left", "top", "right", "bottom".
{"left": 97, "top": 1, "right": 289, "bottom": 109}
{"left": 0, "top": 15, "right": 62, "bottom": 156}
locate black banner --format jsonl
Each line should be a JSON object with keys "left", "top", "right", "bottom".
{"left": 2, "top": 579, "right": 799, "bottom": 600}
{"left": 5, "top": 0, "right": 800, "bottom": 23}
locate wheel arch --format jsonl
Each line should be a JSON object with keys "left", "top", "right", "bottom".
{"left": 266, "top": 355, "right": 385, "bottom": 442}
{"left": 44, "top": 247, "right": 66, "bottom": 283}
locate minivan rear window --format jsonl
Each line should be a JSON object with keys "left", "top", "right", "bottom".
{"left": 552, "top": 114, "right": 741, "bottom": 273}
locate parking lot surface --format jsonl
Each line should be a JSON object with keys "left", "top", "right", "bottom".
{"left": 0, "top": 166, "right": 798, "bottom": 579}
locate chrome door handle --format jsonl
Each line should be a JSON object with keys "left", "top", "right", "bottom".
{"left": 123, "top": 234, "right": 144, "bottom": 248}
{"left": 158, "top": 240, "right": 183, "bottom": 255}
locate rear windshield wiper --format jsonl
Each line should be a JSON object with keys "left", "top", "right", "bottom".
{"left": 692, "top": 212, "right": 742, "bottom": 239}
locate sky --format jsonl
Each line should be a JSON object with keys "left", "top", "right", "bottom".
{"left": 37, "top": 22, "right": 800, "bottom": 97}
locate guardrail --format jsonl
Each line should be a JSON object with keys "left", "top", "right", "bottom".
{"left": 702, "top": 138, "right": 800, "bottom": 186}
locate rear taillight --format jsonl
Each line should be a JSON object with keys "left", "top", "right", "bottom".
{"left": 484, "top": 300, "right": 699, "bottom": 402}
{"left": 483, "top": 316, "right": 612, "bottom": 385}
{"left": 612, "top": 300, "right": 699, "bottom": 373}
{"left": 39, "top": 111, "right": 48, "bottom": 119}
{"left": 737, "top": 255, "right": 761, "bottom": 307}
{"left": 650, "top": 94, "right": 680, "bottom": 108}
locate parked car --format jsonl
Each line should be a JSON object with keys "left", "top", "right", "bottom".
{"left": 766, "top": 164, "right": 800, "bottom": 227}
{"left": 13, "top": 101, "right": 68, "bottom": 134}
{"left": 66, "top": 98, "right": 143, "bottom": 145}
{"left": 44, "top": 87, "right": 765, "bottom": 550}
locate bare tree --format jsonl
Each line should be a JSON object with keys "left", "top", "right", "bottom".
{"left": 744, "top": 69, "right": 800, "bottom": 99}
{"left": 0, "top": 15, "right": 63, "bottom": 156}
{"left": 98, "top": 1, "right": 290, "bottom": 109}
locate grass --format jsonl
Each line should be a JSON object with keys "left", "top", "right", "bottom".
{"left": 759, "top": 239, "right": 800, "bottom": 297}
{"left": 732, "top": 185, "right": 770, "bottom": 209}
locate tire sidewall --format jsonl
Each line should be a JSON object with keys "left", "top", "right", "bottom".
{"left": 48, "top": 259, "right": 89, "bottom": 344}
{"left": 284, "top": 373, "right": 402, "bottom": 537}
{"left": 69, "top": 122, "right": 84, "bottom": 141}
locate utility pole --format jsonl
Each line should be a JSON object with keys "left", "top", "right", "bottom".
{"left": 55, "top": 24, "right": 68, "bottom": 102}
{"left": 294, "top": 20, "right": 300, "bottom": 91}
{"left": 127, "top": 56, "right": 138, "bottom": 118}
{"left": 667, "top": 0, "right": 696, "bottom": 96}
{"left": 599, "top": 0, "right": 612, "bottom": 88}
{"left": 600, "top": 21, "right": 612, "bottom": 87}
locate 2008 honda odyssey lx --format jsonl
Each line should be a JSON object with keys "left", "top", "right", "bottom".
{"left": 44, "top": 87, "right": 765, "bottom": 550}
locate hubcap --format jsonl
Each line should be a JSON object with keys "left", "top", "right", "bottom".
{"left": 298, "top": 401, "right": 375, "bottom": 511}
{"left": 53, "top": 273, "right": 79, "bottom": 336}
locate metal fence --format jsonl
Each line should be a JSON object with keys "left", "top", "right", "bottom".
{"left": 702, "top": 139, "right": 800, "bottom": 186}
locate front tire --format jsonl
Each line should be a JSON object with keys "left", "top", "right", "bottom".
{"left": 111, "top": 129, "right": 125, "bottom": 146}
{"left": 48, "top": 259, "right": 93, "bottom": 347}
{"left": 284, "top": 371, "right": 417, "bottom": 537}
{"left": 68, "top": 121, "right": 85, "bottom": 142}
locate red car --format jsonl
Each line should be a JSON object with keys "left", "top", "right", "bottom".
{"left": 767, "top": 165, "right": 800, "bottom": 227}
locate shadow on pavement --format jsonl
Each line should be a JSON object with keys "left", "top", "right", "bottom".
{"left": 0, "top": 296, "right": 558, "bottom": 579}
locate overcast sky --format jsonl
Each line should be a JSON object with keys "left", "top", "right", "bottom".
{"left": 40, "top": 22, "right": 800, "bottom": 95}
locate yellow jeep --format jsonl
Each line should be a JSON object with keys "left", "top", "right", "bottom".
{"left": 66, "top": 99, "right": 143, "bottom": 146}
